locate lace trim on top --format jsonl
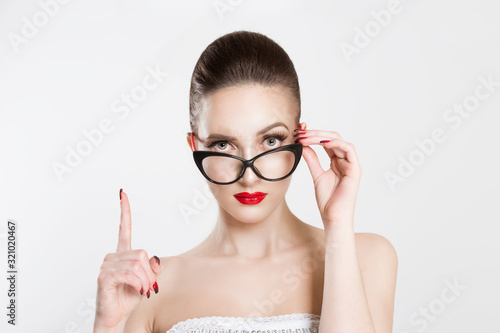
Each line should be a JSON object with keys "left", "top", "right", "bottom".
{"left": 166, "top": 312, "right": 321, "bottom": 333}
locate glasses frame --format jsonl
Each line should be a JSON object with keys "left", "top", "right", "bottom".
{"left": 190, "top": 132, "right": 303, "bottom": 185}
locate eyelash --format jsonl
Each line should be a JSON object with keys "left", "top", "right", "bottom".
{"left": 205, "top": 132, "right": 289, "bottom": 150}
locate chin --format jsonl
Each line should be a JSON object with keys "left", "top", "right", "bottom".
{"left": 228, "top": 210, "right": 270, "bottom": 224}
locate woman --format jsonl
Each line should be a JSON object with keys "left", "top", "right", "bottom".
{"left": 94, "top": 30, "right": 398, "bottom": 333}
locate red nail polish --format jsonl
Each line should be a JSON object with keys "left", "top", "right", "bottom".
{"left": 147, "top": 290, "right": 150, "bottom": 298}
{"left": 153, "top": 255, "right": 160, "bottom": 265}
{"left": 140, "top": 287, "right": 143, "bottom": 295}
{"left": 153, "top": 281, "right": 159, "bottom": 294}
{"left": 320, "top": 140, "right": 330, "bottom": 143}
{"left": 119, "top": 188, "right": 123, "bottom": 200}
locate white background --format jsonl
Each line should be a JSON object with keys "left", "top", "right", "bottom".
{"left": 1, "top": 0, "right": 499, "bottom": 332}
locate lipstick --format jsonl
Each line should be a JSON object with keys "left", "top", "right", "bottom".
{"left": 233, "top": 192, "right": 267, "bottom": 205}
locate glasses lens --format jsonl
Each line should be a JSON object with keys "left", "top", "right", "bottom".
{"left": 202, "top": 156, "right": 243, "bottom": 183}
{"left": 254, "top": 150, "right": 296, "bottom": 180}
{"left": 202, "top": 149, "right": 297, "bottom": 183}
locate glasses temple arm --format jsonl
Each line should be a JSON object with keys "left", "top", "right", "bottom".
{"left": 191, "top": 132, "right": 197, "bottom": 151}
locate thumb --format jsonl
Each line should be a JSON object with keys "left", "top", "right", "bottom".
{"left": 301, "top": 145, "right": 325, "bottom": 182}
{"left": 150, "top": 255, "right": 162, "bottom": 275}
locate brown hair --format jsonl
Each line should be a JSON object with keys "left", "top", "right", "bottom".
{"left": 189, "top": 30, "right": 301, "bottom": 134}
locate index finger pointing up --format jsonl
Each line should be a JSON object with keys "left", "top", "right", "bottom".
{"left": 117, "top": 188, "right": 132, "bottom": 252}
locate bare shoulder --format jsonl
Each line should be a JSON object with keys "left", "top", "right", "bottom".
{"left": 354, "top": 232, "right": 398, "bottom": 332}
{"left": 354, "top": 232, "right": 398, "bottom": 269}
{"left": 309, "top": 228, "right": 398, "bottom": 269}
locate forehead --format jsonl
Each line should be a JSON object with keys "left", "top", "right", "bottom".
{"left": 198, "top": 84, "right": 297, "bottom": 136}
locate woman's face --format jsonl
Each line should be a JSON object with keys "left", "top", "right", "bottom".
{"left": 191, "top": 84, "right": 300, "bottom": 224}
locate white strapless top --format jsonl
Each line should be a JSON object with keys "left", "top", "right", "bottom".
{"left": 166, "top": 312, "right": 321, "bottom": 333}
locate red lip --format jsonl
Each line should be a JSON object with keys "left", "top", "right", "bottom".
{"left": 233, "top": 192, "right": 267, "bottom": 205}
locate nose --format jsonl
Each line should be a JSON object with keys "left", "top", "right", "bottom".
{"left": 239, "top": 162, "right": 261, "bottom": 185}
{"left": 237, "top": 147, "right": 261, "bottom": 185}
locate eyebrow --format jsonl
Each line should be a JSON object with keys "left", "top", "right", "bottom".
{"left": 202, "top": 122, "right": 289, "bottom": 142}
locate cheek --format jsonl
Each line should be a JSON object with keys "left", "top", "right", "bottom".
{"left": 207, "top": 182, "right": 223, "bottom": 199}
{"left": 275, "top": 180, "right": 291, "bottom": 196}
{"left": 271, "top": 178, "right": 293, "bottom": 199}
{"left": 207, "top": 182, "right": 239, "bottom": 205}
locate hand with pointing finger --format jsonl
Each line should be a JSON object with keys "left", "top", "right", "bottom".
{"left": 93, "top": 189, "right": 162, "bottom": 332}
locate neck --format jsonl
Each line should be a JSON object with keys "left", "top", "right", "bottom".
{"left": 207, "top": 199, "right": 307, "bottom": 259}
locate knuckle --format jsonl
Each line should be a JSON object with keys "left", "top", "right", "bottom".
{"left": 131, "top": 261, "right": 142, "bottom": 272}
{"left": 137, "top": 249, "right": 149, "bottom": 261}
{"left": 99, "top": 260, "right": 110, "bottom": 271}
{"left": 103, "top": 253, "right": 113, "bottom": 262}
{"left": 124, "top": 270, "right": 135, "bottom": 281}
{"left": 97, "top": 272, "right": 107, "bottom": 285}
{"left": 119, "top": 223, "right": 131, "bottom": 233}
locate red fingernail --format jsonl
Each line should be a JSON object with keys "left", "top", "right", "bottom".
{"left": 147, "top": 290, "right": 150, "bottom": 298}
{"left": 295, "top": 137, "right": 307, "bottom": 143}
{"left": 119, "top": 188, "right": 123, "bottom": 200}
{"left": 153, "top": 281, "right": 159, "bottom": 294}
{"left": 153, "top": 255, "right": 160, "bottom": 265}
{"left": 320, "top": 140, "right": 330, "bottom": 143}
{"left": 140, "top": 287, "right": 143, "bottom": 295}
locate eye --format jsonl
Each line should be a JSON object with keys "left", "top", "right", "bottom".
{"left": 204, "top": 132, "right": 288, "bottom": 152}
{"left": 205, "top": 140, "right": 232, "bottom": 152}
{"left": 263, "top": 133, "right": 288, "bottom": 148}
